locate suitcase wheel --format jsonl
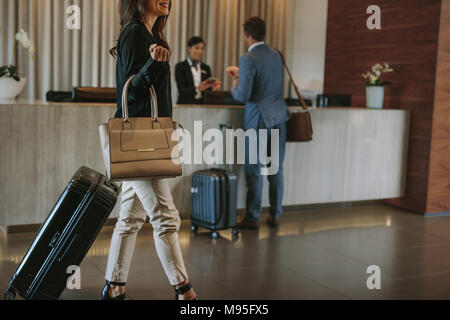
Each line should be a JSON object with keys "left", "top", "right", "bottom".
{"left": 211, "top": 231, "right": 220, "bottom": 239}
{"left": 4, "top": 287, "right": 16, "bottom": 300}
{"left": 232, "top": 228, "right": 240, "bottom": 236}
{"left": 190, "top": 225, "right": 198, "bottom": 233}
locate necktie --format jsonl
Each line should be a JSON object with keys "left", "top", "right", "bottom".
{"left": 193, "top": 61, "right": 200, "bottom": 71}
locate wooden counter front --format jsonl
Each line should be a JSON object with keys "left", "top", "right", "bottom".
{"left": 0, "top": 101, "right": 410, "bottom": 228}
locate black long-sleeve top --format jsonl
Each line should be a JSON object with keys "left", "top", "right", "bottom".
{"left": 115, "top": 18, "right": 172, "bottom": 119}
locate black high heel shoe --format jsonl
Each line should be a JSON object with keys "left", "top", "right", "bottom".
{"left": 101, "top": 281, "right": 128, "bottom": 300}
{"left": 174, "top": 282, "right": 199, "bottom": 300}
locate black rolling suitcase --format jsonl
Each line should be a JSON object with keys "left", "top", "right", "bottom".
{"left": 4, "top": 167, "right": 118, "bottom": 300}
{"left": 190, "top": 124, "right": 240, "bottom": 239}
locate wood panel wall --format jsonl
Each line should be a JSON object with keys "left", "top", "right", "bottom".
{"left": 427, "top": 0, "right": 450, "bottom": 213}
{"left": 324, "top": 0, "right": 449, "bottom": 214}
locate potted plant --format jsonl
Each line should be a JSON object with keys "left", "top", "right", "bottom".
{"left": 362, "top": 63, "right": 394, "bottom": 109}
{"left": 0, "top": 29, "right": 35, "bottom": 100}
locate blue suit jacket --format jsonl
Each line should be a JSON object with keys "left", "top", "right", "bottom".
{"left": 231, "top": 44, "right": 290, "bottom": 130}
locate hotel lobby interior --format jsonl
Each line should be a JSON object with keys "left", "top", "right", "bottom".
{"left": 0, "top": 0, "right": 449, "bottom": 301}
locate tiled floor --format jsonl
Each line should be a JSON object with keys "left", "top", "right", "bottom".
{"left": 1, "top": 204, "right": 450, "bottom": 300}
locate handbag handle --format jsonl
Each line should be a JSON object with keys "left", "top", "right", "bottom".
{"left": 276, "top": 49, "right": 308, "bottom": 111}
{"left": 121, "top": 75, "right": 159, "bottom": 122}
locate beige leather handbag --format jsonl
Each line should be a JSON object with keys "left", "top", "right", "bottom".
{"left": 99, "top": 75, "right": 182, "bottom": 181}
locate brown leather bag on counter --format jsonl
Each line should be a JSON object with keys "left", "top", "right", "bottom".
{"left": 203, "top": 91, "right": 244, "bottom": 106}
{"left": 99, "top": 75, "right": 182, "bottom": 181}
{"left": 73, "top": 87, "right": 117, "bottom": 103}
{"left": 277, "top": 50, "right": 313, "bottom": 143}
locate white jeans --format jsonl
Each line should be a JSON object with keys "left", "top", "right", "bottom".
{"left": 105, "top": 179, "right": 188, "bottom": 286}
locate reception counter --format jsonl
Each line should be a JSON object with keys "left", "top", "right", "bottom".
{"left": 0, "top": 100, "right": 410, "bottom": 229}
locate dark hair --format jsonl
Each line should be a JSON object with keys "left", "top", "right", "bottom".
{"left": 187, "top": 36, "right": 205, "bottom": 48}
{"left": 243, "top": 17, "right": 266, "bottom": 41}
{"left": 110, "top": 0, "right": 172, "bottom": 57}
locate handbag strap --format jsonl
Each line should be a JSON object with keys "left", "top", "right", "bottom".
{"left": 122, "top": 75, "right": 159, "bottom": 122}
{"left": 276, "top": 49, "right": 308, "bottom": 111}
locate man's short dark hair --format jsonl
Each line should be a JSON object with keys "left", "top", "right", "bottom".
{"left": 243, "top": 17, "right": 266, "bottom": 41}
{"left": 187, "top": 36, "right": 205, "bottom": 48}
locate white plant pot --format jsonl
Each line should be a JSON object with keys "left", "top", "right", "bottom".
{"left": 366, "top": 86, "right": 385, "bottom": 109}
{"left": 0, "top": 77, "right": 27, "bottom": 100}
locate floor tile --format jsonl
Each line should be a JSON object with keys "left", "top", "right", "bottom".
{"left": 1, "top": 205, "right": 450, "bottom": 300}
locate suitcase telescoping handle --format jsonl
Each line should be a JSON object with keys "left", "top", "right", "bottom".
{"left": 219, "top": 123, "right": 233, "bottom": 173}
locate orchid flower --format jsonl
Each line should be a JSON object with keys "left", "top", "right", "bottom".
{"left": 362, "top": 62, "right": 394, "bottom": 86}
{"left": 15, "top": 29, "right": 35, "bottom": 59}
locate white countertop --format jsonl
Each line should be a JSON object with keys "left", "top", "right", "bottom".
{"left": 0, "top": 99, "right": 410, "bottom": 112}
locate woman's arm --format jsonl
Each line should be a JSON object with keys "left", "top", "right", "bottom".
{"left": 205, "top": 65, "right": 212, "bottom": 80}
{"left": 120, "top": 25, "right": 169, "bottom": 97}
{"left": 175, "top": 63, "right": 197, "bottom": 99}
{"left": 204, "top": 65, "right": 214, "bottom": 93}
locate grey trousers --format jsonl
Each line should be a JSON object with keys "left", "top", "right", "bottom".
{"left": 105, "top": 179, "right": 189, "bottom": 286}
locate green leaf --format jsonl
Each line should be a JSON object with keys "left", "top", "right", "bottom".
{"left": 12, "top": 75, "right": 20, "bottom": 82}
{"left": 6, "top": 65, "right": 18, "bottom": 78}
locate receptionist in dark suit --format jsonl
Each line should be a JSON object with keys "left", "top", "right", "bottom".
{"left": 175, "top": 36, "right": 222, "bottom": 104}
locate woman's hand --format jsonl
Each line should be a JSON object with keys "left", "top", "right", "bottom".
{"left": 212, "top": 80, "right": 222, "bottom": 92}
{"left": 197, "top": 81, "right": 213, "bottom": 92}
{"left": 150, "top": 44, "right": 171, "bottom": 62}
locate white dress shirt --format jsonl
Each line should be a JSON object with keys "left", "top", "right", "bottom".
{"left": 187, "top": 58, "right": 203, "bottom": 99}
{"left": 248, "top": 41, "right": 265, "bottom": 52}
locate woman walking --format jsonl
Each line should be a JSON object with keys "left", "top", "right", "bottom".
{"left": 102, "top": 0, "right": 197, "bottom": 301}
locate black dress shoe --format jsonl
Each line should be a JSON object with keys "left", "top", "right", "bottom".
{"left": 267, "top": 216, "right": 280, "bottom": 229}
{"left": 236, "top": 218, "right": 260, "bottom": 230}
{"left": 174, "top": 282, "right": 199, "bottom": 300}
{"left": 101, "top": 281, "right": 127, "bottom": 300}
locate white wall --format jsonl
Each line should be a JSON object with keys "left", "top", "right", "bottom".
{"left": 287, "top": 0, "right": 328, "bottom": 103}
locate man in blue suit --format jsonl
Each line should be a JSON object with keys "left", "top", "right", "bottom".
{"left": 228, "top": 17, "right": 290, "bottom": 229}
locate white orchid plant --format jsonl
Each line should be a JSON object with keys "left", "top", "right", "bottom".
{"left": 362, "top": 63, "right": 394, "bottom": 86}
{"left": 0, "top": 29, "right": 35, "bottom": 82}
